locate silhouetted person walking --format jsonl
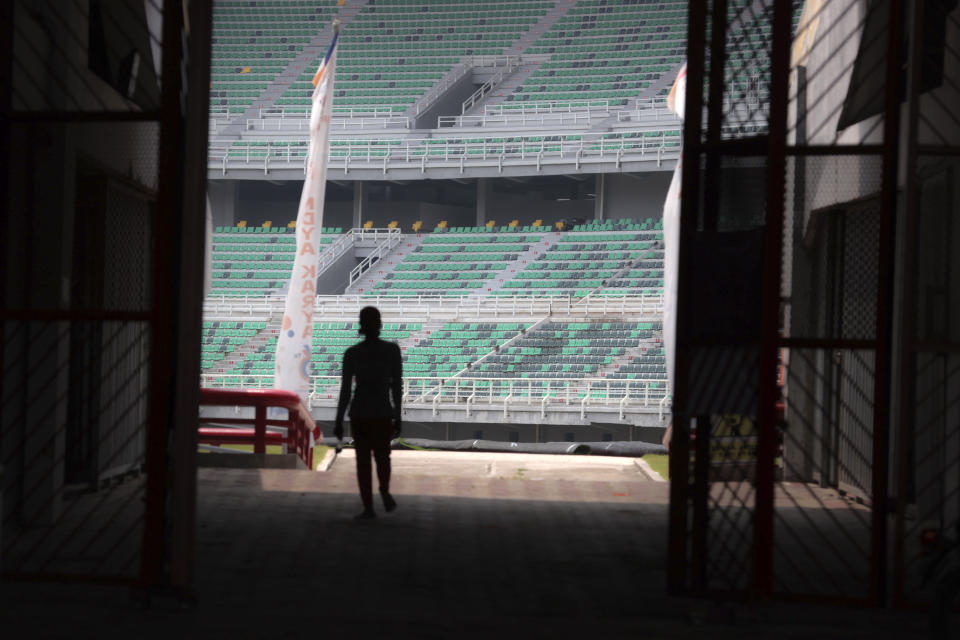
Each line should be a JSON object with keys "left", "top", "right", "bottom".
{"left": 334, "top": 306, "right": 402, "bottom": 519}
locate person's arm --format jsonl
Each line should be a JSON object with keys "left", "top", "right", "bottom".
{"left": 334, "top": 350, "right": 353, "bottom": 438}
{"left": 391, "top": 344, "right": 403, "bottom": 435}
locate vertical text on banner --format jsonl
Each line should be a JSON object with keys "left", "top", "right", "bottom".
{"left": 274, "top": 27, "right": 339, "bottom": 404}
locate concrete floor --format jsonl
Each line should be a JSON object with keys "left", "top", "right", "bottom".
{"left": 0, "top": 450, "right": 936, "bottom": 638}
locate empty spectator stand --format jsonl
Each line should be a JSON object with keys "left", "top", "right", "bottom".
{"left": 210, "top": 225, "right": 342, "bottom": 297}
{"left": 276, "top": 0, "right": 554, "bottom": 114}
{"left": 210, "top": 0, "right": 340, "bottom": 115}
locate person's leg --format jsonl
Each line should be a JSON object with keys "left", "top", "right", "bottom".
{"left": 353, "top": 420, "right": 375, "bottom": 516}
{"left": 372, "top": 418, "right": 396, "bottom": 512}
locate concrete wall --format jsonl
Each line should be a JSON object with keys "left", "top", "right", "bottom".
{"left": 315, "top": 252, "right": 361, "bottom": 295}
{"left": 412, "top": 72, "right": 479, "bottom": 129}
{"left": 603, "top": 172, "right": 672, "bottom": 221}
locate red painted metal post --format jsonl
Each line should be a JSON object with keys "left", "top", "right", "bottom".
{"left": 254, "top": 404, "right": 267, "bottom": 454}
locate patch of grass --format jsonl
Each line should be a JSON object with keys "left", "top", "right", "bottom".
{"left": 198, "top": 444, "right": 285, "bottom": 455}
{"left": 198, "top": 444, "right": 330, "bottom": 469}
{"left": 312, "top": 445, "right": 330, "bottom": 470}
{"left": 643, "top": 454, "right": 669, "bottom": 480}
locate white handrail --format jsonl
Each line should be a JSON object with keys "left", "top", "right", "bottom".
{"left": 199, "top": 374, "right": 670, "bottom": 412}
{"left": 318, "top": 229, "right": 357, "bottom": 272}
{"left": 348, "top": 228, "right": 403, "bottom": 287}
{"left": 246, "top": 116, "right": 411, "bottom": 132}
{"left": 203, "top": 292, "right": 665, "bottom": 319}
{"left": 415, "top": 60, "right": 474, "bottom": 116}
{"left": 461, "top": 56, "right": 520, "bottom": 115}
{"left": 438, "top": 111, "right": 601, "bottom": 128}
{"left": 484, "top": 99, "right": 611, "bottom": 115}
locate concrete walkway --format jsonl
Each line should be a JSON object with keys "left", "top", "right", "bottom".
{"left": 0, "top": 450, "right": 933, "bottom": 638}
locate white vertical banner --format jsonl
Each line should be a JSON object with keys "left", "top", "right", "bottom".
{"left": 662, "top": 63, "right": 686, "bottom": 397}
{"left": 274, "top": 27, "right": 339, "bottom": 404}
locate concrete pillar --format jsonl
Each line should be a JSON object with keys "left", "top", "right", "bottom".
{"left": 352, "top": 181, "right": 366, "bottom": 229}
{"left": 594, "top": 173, "right": 605, "bottom": 221}
{"left": 207, "top": 180, "right": 238, "bottom": 228}
{"left": 476, "top": 178, "right": 489, "bottom": 227}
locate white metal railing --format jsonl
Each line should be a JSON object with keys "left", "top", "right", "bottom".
{"left": 317, "top": 229, "right": 357, "bottom": 273}
{"left": 615, "top": 108, "right": 682, "bottom": 124}
{"left": 258, "top": 106, "right": 399, "bottom": 119}
{"left": 349, "top": 228, "right": 403, "bottom": 288}
{"left": 246, "top": 116, "right": 411, "bottom": 132}
{"left": 203, "top": 292, "right": 664, "bottom": 319}
{"left": 633, "top": 97, "right": 670, "bottom": 111}
{"left": 209, "top": 128, "right": 681, "bottom": 170}
{"left": 461, "top": 56, "right": 521, "bottom": 115}
{"left": 484, "top": 99, "right": 611, "bottom": 115}
{"left": 199, "top": 374, "right": 669, "bottom": 416}
{"left": 438, "top": 111, "right": 602, "bottom": 128}
{"left": 414, "top": 59, "right": 474, "bottom": 116}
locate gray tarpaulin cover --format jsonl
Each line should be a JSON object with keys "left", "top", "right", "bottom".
{"left": 320, "top": 437, "right": 666, "bottom": 457}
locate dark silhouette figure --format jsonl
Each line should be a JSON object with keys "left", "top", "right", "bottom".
{"left": 334, "top": 306, "right": 402, "bottom": 519}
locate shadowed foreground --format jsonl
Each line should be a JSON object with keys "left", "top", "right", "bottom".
{"left": 0, "top": 451, "right": 931, "bottom": 638}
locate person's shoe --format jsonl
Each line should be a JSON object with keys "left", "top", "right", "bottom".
{"left": 381, "top": 492, "right": 397, "bottom": 513}
{"left": 354, "top": 508, "right": 376, "bottom": 520}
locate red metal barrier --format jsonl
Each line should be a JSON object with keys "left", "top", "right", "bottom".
{"left": 199, "top": 388, "right": 321, "bottom": 469}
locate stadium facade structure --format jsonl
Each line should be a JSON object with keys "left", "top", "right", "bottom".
{"left": 202, "top": 0, "right": 770, "bottom": 438}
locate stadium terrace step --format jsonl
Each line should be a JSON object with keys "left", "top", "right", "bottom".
{"left": 473, "top": 231, "right": 563, "bottom": 297}
{"left": 347, "top": 234, "right": 425, "bottom": 295}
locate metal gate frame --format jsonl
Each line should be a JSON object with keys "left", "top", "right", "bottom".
{"left": 668, "top": 0, "right": 906, "bottom": 606}
{"left": 0, "top": 1, "right": 211, "bottom": 594}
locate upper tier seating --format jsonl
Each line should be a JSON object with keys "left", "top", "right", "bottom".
{"left": 210, "top": 0, "right": 339, "bottom": 114}
{"left": 511, "top": 0, "right": 688, "bottom": 107}
{"left": 277, "top": 0, "right": 554, "bottom": 114}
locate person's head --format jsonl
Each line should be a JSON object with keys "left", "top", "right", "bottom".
{"left": 358, "top": 306, "right": 382, "bottom": 339}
